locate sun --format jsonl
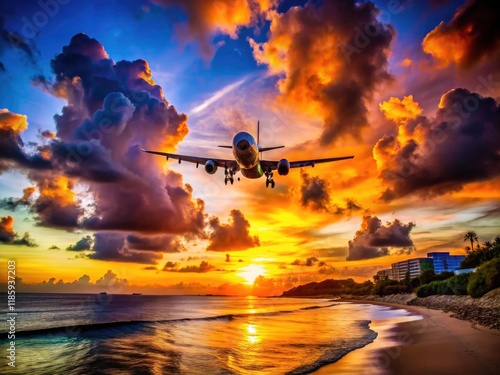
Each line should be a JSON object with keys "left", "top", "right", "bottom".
{"left": 237, "top": 264, "right": 266, "bottom": 285}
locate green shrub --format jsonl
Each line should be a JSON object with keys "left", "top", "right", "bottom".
{"left": 435, "top": 279, "right": 453, "bottom": 295}
{"left": 416, "top": 284, "right": 434, "bottom": 297}
{"left": 448, "top": 273, "right": 471, "bottom": 295}
{"left": 467, "top": 258, "right": 500, "bottom": 298}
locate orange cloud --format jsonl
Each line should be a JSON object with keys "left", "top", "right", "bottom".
{"left": 374, "top": 88, "right": 500, "bottom": 201}
{"left": 249, "top": 1, "right": 395, "bottom": 144}
{"left": 152, "top": 0, "right": 277, "bottom": 58}
{"left": 32, "top": 176, "right": 83, "bottom": 228}
{"left": 400, "top": 58, "right": 412, "bottom": 67}
{"left": 422, "top": 0, "right": 500, "bottom": 69}
{"left": 0, "top": 215, "right": 37, "bottom": 247}
{"left": 0, "top": 109, "right": 28, "bottom": 133}
{"left": 379, "top": 95, "right": 423, "bottom": 123}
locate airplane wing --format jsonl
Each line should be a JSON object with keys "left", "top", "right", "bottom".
{"left": 260, "top": 156, "right": 354, "bottom": 170}
{"left": 140, "top": 149, "right": 238, "bottom": 169}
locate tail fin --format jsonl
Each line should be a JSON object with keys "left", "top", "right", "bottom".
{"left": 257, "top": 120, "right": 260, "bottom": 146}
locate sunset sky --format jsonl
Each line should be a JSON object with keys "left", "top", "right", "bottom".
{"left": 0, "top": 0, "right": 498, "bottom": 296}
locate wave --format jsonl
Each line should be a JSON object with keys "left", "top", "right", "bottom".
{"left": 286, "top": 321, "right": 378, "bottom": 375}
{"left": 7, "top": 302, "right": 341, "bottom": 338}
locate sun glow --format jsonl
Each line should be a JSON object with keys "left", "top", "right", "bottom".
{"left": 237, "top": 264, "right": 266, "bottom": 285}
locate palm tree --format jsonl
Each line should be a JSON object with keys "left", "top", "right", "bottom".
{"left": 464, "top": 231, "right": 478, "bottom": 254}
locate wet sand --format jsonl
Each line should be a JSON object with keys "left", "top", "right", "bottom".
{"left": 313, "top": 300, "right": 500, "bottom": 375}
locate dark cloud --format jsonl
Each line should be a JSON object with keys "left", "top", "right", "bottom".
{"left": 291, "top": 256, "right": 319, "bottom": 267}
{"left": 163, "top": 260, "right": 215, "bottom": 273}
{"left": 375, "top": 89, "right": 500, "bottom": 201}
{"left": 67, "top": 235, "right": 93, "bottom": 251}
{"left": 333, "top": 198, "right": 363, "bottom": 216}
{"left": 89, "top": 232, "right": 163, "bottom": 264}
{"left": 30, "top": 176, "right": 83, "bottom": 228}
{"left": 0, "top": 109, "right": 52, "bottom": 172}
{"left": 48, "top": 245, "right": 60, "bottom": 250}
{"left": 0, "top": 186, "right": 35, "bottom": 210}
{"left": 0, "top": 16, "right": 39, "bottom": 69}
{"left": 0, "top": 215, "right": 37, "bottom": 247}
{"left": 0, "top": 34, "right": 211, "bottom": 255}
{"left": 250, "top": 0, "right": 394, "bottom": 143}
{"left": 299, "top": 171, "right": 363, "bottom": 215}
{"left": 300, "top": 170, "right": 331, "bottom": 212}
{"left": 126, "top": 233, "right": 184, "bottom": 252}
{"left": 207, "top": 209, "right": 260, "bottom": 251}
{"left": 318, "top": 265, "right": 337, "bottom": 275}
{"left": 423, "top": 0, "right": 500, "bottom": 69}
{"left": 347, "top": 216, "right": 415, "bottom": 261}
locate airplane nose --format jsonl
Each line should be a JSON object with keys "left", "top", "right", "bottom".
{"left": 237, "top": 139, "right": 250, "bottom": 151}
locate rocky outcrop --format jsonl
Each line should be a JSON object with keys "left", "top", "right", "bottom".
{"left": 407, "top": 288, "right": 500, "bottom": 330}
{"left": 340, "top": 289, "right": 500, "bottom": 330}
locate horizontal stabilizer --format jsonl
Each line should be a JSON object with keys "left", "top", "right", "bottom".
{"left": 259, "top": 145, "right": 285, "bottom": 152}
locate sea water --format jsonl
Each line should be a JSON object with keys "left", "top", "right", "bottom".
{"left": 0, "top": 294, "right": 416, "bottom": 374}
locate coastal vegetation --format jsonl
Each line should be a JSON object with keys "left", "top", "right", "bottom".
{"left": 282, "top": 234, "right": 500, "bottom": 299}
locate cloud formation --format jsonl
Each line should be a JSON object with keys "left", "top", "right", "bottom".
{"left": 0, "top": 186, "right": 35, "bottom": 210}
{"left": 423, "top": 0, "right": 500, "bottom": 69}
{"left": 0, "top": 33, "right": 214, "bottom": 263}
{"left": 163, "top": 260, "right": 215, "bottom": 273}
{"left": 291, "top": 256, "right": 318, "bottom": 267}
{"left": 89, "top": 232, "right": 163, "bottom": 264}
{"left": 347, "top": 215, "right": 415, "bottom": 261}
{"left": 67, "top": 235, "right": 93, "bottom": 251}
{"left": 0, "top": 109, "right": 51, "bottom": 172}
{"left": 374, "top": 89, "right": 500, "bottom": 201}
{"left": 207, "top": 209, "right": 260, "bottom": 251}
{"left": 379, "top": 95, "right": 423, "bottom": 123}
{"left": 0, "top": 16, "right": 39, "bottom": 71}
{"left": 249, "top": 0, "right": 394, "bottom": 143}
{"left": 151, "top": 0, "right": 277, "bottom": 58}
{"left": 0, "top": 215, "right": 37, "bottom": 247}
{"left": 300, "top": 170, "right": 331, "bottom": 212}
{"left": 299, "top": 170, "right": 362, "bottom": 215}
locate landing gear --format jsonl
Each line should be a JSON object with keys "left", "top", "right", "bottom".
{"left": 224, "top": 167, "right": 234, "bottom": 185}
{"left": 265, "top": 169, "right": 275, "bottom": 188}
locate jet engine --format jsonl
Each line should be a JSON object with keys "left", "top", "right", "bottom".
{"left": 204, "top": 160, "right": 218, "bottom": 174}
{"left": 277, "top": 158, "right": 290, "bottom": 176}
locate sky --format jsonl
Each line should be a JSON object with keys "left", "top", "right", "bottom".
{"left": 0, "top": 0, "right": 499, "bottom": 296}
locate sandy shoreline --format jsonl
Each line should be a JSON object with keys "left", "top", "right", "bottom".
{"left": 313, "top": 300, "right": 500, "bottom": 375}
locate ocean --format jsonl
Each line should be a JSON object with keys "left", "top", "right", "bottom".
{"left": 1, "top": 294, "right": 418, "bottom": 374}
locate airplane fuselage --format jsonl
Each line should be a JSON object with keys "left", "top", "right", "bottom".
{"left": 232, "top": 132, "right": 264, "bottom": 179}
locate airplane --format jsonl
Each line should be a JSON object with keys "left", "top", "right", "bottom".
{"left": 141, "top": 122, "right": 354, "bottom": 188}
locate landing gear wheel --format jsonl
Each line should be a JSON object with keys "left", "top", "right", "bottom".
{"left": 230, "top": 178, "right": 234, "bottom": 185}
{"left": 224, "top": 178, "right": 228, "bottom": 185}
{"left": 265, "top": 169, "right": 275, "bottom": 189}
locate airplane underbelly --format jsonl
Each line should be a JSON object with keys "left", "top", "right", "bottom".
{"left": 241, "top": 163, "right": 264, "bottom": 179}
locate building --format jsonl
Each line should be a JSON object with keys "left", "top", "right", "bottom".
{"left": 427, "top": 252, "right": 466, "bottom": 274}
{"left": 391, "top": 258, "right": 433, "bottom": 281}
{"left": 454, "top": 268, "right": 476, "bottom": 275}
{"left": 377, "top": 269, "right": 392, "bottom": 280}
{"left": 389, "top": 252, "right": 467, "bottom": 281}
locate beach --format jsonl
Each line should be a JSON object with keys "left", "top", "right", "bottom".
{"left": 315, "top": 300, "right": 500, "bottom": 375}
